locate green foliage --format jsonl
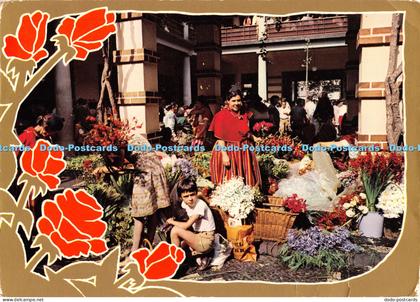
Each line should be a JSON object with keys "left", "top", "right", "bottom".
{"left": 164, "top": 165, "right": 182, "bottom": 190}
{"left": 192, "top": 152, "right": 212, "bottom": 178}
{"left": 257, "top": 153, "right": 289, "bottom": 180}
{"left": 65, "top": 154, "right": 104, "bottom": 174}
{"left": 278, "top": 244, "right": 349, "bottom": 273}
{"left": 85, "top": 172, "right": 133, "bottom": 221}
{"left": 106, "top": 206, "right": 133, "bottom": 251}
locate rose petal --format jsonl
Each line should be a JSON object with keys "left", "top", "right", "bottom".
{"left": 31, "top": 11, "right": 43, "bottom": 27}
{"left": 20, "top": 149, "right": 36, "bottom": 175}
{"left": 175, "top": 248, "right": 185, "bottom": 263}
{"left": 88, "top": 239, "right": 108, "bottom": 254}
{"left": 56, "top": 17, "right": 75, "bottom": 41}
{"left": 43, "top": 200, "right": 62, "bottom": 229}
{"left": 72, "top": 8, "right": 107, "bottom": 41}
{"left": 145, "top": 242, "right": 170, "bottom": 268}
{"left": 106, "top": 13, "right": 115, "bottom": 23}
{"left": 18, "top": 14, "right": 37, "bottom": 52}
{"left": 74, "top": 45, "right": 89, "bottom": 60}
{"left": 58, "top": 217, "right": 90, "bottom": 242}
{"left": 3, "top": 35, "right": 31, "bottom": 60}
{"left": 38, "top": 174, "right": 60, "bottom": 190}
{"left": 32, "top": 49, "right": 48, "bottom": 62}
{"left": 37, "top": 217, "right": 55, "bottom": 236}
{"left": 32, "top": 141, "right": 49, "bottom": 173}
{"left": 75, "top": 190, "right": 102, "bottom": 211}
{"left": 73, "top": 40, "right": 102, "bottom": 51}
{"left": 56, "top": 190, "right": 102, "bottom": 221}
{"left": 78, "top": 24, "right": 116, "bottom": 43}
{"left": 34, "top": 13, "right": 49, "bottom": 55}
{"left": 132, "top": 248, "right": 151, "bottom": 274}
{"left": 144, "top": 256, "right": 179, "bottom": 280}
{"left": 43, "top": 156, "right": 66, "bottom": 175}
{"left": 50, "top": 231, "right": 90, "bottom": 258}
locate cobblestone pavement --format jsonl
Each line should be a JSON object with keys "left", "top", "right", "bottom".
{"left": 179, "top": 236, "right": 397, "bottom": 283}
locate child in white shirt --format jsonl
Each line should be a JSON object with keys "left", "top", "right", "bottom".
{"left": 167, "top": 179, "right": 216, "bottom": 257}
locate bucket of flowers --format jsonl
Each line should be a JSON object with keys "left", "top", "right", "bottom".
{"left": 254, "top": 193, "right": 307, "bottom": 242}
{"left": 349, "top": 152, "right": 404, "bottom": 238}
{"left": 210, "top": 177, "right": 257, "bottom": 261}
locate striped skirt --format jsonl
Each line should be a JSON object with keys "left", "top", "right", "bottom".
{"left": 210, "top": 141, "right": 262, "bottom": 188}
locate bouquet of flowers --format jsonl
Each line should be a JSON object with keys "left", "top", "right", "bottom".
{"left": 376, "top": 183, "right": 405, "bottom": 218}
{"left": 84, "top": 117, "right": 139, "bottom": 149}
{"left": 349, "top": 152, "right": 404, "bottom": 211}
{"left": 282, "top": 194, "right": 307, "bottom": 213}
{"left": 253, "top": 121, "right": 274, "bottom": 137}
{"left": 210, "top": 177, "right": 255, "bottom": 221}
{"left": 341, "top": 192, "right": 369, "bottom": 220}
{"left": 317, "top": 192, "right": 368, "bottom": 230}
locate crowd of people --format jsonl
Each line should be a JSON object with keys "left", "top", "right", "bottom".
{"left": 12, "top": 88, "right": 356, "bottom": 274}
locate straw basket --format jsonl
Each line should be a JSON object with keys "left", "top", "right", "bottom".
{"left": 266, "top": 196, "right": 284, "bottom": 209}
{"left": 254, "top": 208, "right": 298, "bottom": 242}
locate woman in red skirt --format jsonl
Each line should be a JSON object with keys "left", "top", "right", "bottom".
{"left": 209, "top": 90, "right": 262, "bottom": 188}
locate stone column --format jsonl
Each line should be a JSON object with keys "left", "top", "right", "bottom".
{"left": 345, "top": 15, "right": 361, "bottom": 121}
{"left": 183, "top": 56, "right": 192, "bottom": 106}
{"left": 55, "top": 61, "right": 74, "bottom": 146}
{"left": 194, "top": 21, "right": 222, "bottom": 112}
{"left": 113, "top": 13, "right": 161, "bottom": 142}
{"left": 356, "top": 13, "right": 403, "bottom": 149}
{"left": 258, "top": 54, "right": 267, "bottom": 101}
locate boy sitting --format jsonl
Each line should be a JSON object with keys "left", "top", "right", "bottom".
{"left": 166, "top": 178, "right": 215, "bottom": 270}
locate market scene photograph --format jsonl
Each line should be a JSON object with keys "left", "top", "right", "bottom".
{"left": 2, "top": 9, "right": 405, "bottom": 285}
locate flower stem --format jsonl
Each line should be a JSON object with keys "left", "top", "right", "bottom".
{"left": 26, "top": 246, "right": 46, "bottom": 272}
{"left": 11, "top": 180, "right": 33, "bottom": 230}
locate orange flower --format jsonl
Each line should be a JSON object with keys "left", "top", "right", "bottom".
{"left": 132, "top": 242, "right": 185, "bottom": 280}
{"left": 20, "top": 139, "right": 66, "bottom": 190}
{"left": 56, "top": 8, "right": 116, "bottom": 60}
{"left": 36, "top": 189, "right": 108, "bottom": 258}
{"left": 2, "top": 11, "right": 49, "bottom": 62}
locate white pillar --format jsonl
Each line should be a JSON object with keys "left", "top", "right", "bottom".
{"left": 258, "top": 54, "right": 267, "bottom": 101}
{"left": 183, "top": 56, "right": 192, "bottom": 106}
{"left": 55, "top": 61, "right": 74, "bottom": 146}
{"left": 183, "top": 22, "right": 189, "bottom": 40}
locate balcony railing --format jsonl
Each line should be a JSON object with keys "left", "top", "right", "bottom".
{"left": 221, "top": 25, "right": 258, "bottom": 44}
{"left": 221, "top": 16, "right": 348, "bottom": 46}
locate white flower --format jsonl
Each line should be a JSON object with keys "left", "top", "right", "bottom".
{"left": 350, "top": 198, "right": 357, "bottom": 206}
{"left": 359, "top": 193, "right": 366, "bottom": 200}
{"left": 160, "top": 154, "right": 177, "bottom": 169}
{"left": 358, "top": 205, "right": 369, "bottom": 214}
{"left": 343, "top": 203, "right": 351, "bottom": 209}
{"left": 210, "top": 177, "right": 255, "bottom": 220}
{"left": 346, "top": 209, "right": 356, "bottom": 218}
{"left": 376, "top": 183, "right": 405, "bottom": 219}
{"left": 196, "top": 177, "right": 215, "bottom": 189}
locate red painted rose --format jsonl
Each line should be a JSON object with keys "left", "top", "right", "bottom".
{"left": 2, "top": 11, "right": 49, "bottom": 62}
{"left": 56, "top": 8, "right": 116, "bottom": 60}
{"left": 20, "top": 139, "right": 66, "bottom": 190}
{"left": 131, "top": 242, "right": 185, "bottom": 280}
{"left": 36, "top": 188, "right": 108, "bottom": 258}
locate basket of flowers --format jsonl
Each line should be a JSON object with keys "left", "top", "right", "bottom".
{"left": 254, "top": 194, "right": 307, "bottom": 242}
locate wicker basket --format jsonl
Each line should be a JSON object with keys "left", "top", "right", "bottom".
{"left": 254, "top": 208, "right": 298, "bottom": 242}
{"left": 266, "top": 196, "right": 284, "bottom": 210}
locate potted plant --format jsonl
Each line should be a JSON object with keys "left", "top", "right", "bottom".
{"left": 349, "top": 152, "right": 404, "bottom": 238}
